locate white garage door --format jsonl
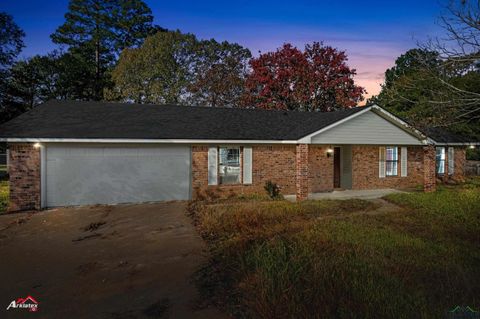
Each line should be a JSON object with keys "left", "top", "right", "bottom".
{"left": 45, "top": 144, "right": 191, "bottom": 207}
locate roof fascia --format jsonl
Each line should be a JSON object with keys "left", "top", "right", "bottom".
{"left": 0, "top": 138, "right": 299, "bottom": 144}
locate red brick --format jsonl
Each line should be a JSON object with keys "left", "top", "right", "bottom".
{"left": 8, "top": 143, "right": 41, "bottom": 211}
{"left": 191, "top": 144, "right": 296, "bottom": 198}
{"left": 295, "top": 144, "right": 309, "bottom": 201}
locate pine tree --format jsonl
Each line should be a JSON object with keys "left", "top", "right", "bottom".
{"left": 51, "top": 0, "right": 154, "bottom": 100}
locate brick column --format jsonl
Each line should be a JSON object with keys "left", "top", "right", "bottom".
{"left": 423, "top": 145, "right": 436, "bottom": 193}
{"left": 296, "top": 144, "right": 309, "bottom": 201}
{"left": 8, "top": 143, "right": 41, "bottom": 211}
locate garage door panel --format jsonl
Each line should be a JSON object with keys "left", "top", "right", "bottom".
{"left": 45, "top": 145, "right": 191, "bottom": 207}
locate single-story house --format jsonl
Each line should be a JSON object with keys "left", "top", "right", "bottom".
{"left": 0, "top": 100, "right": 477, "bottom": 211}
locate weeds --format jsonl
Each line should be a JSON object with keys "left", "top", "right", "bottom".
{"left": 190, "top": 184, "right": 480, "bottom": 318}
{"left": 0, "top": 180, "right": 8, "bottom": 213}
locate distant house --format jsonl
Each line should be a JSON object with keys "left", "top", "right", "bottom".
{"left": 0, "top": 100, "right": 477, "bottom": 211}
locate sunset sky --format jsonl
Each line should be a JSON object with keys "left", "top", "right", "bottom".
{"left": 2, "top": 0, "right": 445, "bottom": 101}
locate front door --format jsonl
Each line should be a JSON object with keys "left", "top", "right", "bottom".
{"left": 334, "top": 147, "right": 341, "bottom": 188}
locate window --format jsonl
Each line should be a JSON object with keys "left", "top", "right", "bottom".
{"left": 218, "top": 147, "right": 241, "bottom": 184}
{"left": 436, "top": 147, "right": 445, "bottom": 174}
{"left": 385, "top": 146, "right": 398, "bottom": 176}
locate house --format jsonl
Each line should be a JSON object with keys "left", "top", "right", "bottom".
{"left": 0, "top": 100, "right": 477, "bottom": 211}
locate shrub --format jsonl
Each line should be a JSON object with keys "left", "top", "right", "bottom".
{"left": 264, "top": 181, "right": 282, "bottom": 199}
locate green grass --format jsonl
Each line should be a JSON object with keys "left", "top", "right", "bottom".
{"left": 190, "top": 182, "right": 480, "bottom": 319}
{"left": 0, "top": 180, "right": 8, "bottom": 213}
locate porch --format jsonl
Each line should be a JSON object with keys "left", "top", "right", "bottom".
{"left": 294, "top": 143, "right": 435, "bottom": 201}
{"left": 285, "top": 188, "right": 406, "bottom": 201}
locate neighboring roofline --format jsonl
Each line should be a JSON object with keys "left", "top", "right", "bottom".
{"left": 297, "top": 104, "right": 430, "bottom": 144}
{"left": 0, "top": 138, "right": 299, "bottom": 144}
{"left": 432, "top": 142, "right": 480, "bottom": 146}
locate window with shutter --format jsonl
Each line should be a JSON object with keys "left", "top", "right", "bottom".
{"left": 379, "top": 147, "right": 386, "bottom": 178}
{"left": 436, "top": 147, "right": 445, "bottom": 175}
{"left": 243, "top": 147, "right": 252, "bottom": 184}
{"left": 448, "top": 147, "right": 454, "bottom": 175}
{"left": 208, "top": 147, "right": 218, "bottom": 185}
{"left": 385, "top": 146, "right": 398, "bottom": 176}
{"left": 218, "top": 147, "right": 241, "bottom": 184}
{"left": 401, "top": 147, "right": 407, "bottom": 177}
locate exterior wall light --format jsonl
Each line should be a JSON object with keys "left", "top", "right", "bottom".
{"left": 469, "top": 145, "right": 476, "bottom": 149}
{"left": 326, "top": 148, "right": 334, "bottom": 157}
{"left": 33, "top": 143, "right": 41, "bottom": 148}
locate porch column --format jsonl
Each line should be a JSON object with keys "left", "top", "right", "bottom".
{"left": 423, "top": 145, "right": 436, "bottom": 192}
{"left": 296, "top": 144, "right": 309, "bottom": 201}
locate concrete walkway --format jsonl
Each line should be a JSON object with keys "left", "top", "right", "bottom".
{"left": 285, "top": 189, "right": 405, "bottom": 201}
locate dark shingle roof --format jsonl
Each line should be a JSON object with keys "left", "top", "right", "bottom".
{"left": 0, "top": 100, "right": 366, "bottom": 140}
{"left": 423, "top": 127, "right": 477, "bottom": 144}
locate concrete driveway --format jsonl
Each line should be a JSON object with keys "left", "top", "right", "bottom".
{"left": 0, "top": 202, "right": 227, "bottom": 319}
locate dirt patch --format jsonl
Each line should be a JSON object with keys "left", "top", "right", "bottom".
{"left": 77, "top": 261, "right": 100, "bottom": 276}
{"left": 143, "top": 298, "right": 170, "bottom": 318}
{"left": 0, "top": 202, "right": 227, "bottom": 319}
{"left": 83, "top": 221, "right": 106, "bottom": 232}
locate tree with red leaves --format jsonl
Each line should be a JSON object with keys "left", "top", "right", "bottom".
{"left": 243, "top": 42, "right": 365, "bottom": 111}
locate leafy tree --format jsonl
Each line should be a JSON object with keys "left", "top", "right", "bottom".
{"left": 0, "top": 51, "right": 99, "bottom": 123}
{"left": 0, "top": 12, "right": 25, "bottom": 123}
{"left": 110, "top": 30, "right": 197, "bottom": 104}
{"left": 382, "top": 49, "right": 440, "bottom": 91}
{"left": 51, "top": 0, "right": 155, "bottom": 100}
{"left": 243, "top": 42, "right": 365, "bottom": 111}
{"left": 371, "top": 48, "right": 480, "bottom": 140}
{"left": 0, "top": 12, "right": 25, "bottom": 69}
{"left": 188, "top": 39, "right": 251, "bottom": 107}
{"left": 369, "top": 49, "right": 441, "bottom": 115}
{"left": 110, "top": 31, "right": 251, "bottom": 106}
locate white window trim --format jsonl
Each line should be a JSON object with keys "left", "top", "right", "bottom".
{"left": 218, "top": 146, "right": 242, "bottom": 185}
{"left": 385, "top": 146, "right": 399, "bottom": 177}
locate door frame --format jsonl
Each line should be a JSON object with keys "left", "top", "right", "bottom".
{"left": 333, "top": 146, "right": 341, "bottom": 188}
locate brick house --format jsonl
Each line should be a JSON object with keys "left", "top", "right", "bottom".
{"left": 0, "top": 100, "right": 476, "bottom": 211}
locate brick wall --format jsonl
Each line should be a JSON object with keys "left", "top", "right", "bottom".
{"left": 8, "top": 143, "right": 41, "bottom": 211}
{"left": 308, "top": 145, "right": 333, "bottom": 192}
{"left": 453, "top": 147, "right": 466, "bottom": 180}
{"left": 351, "top": 146, "right": 424, "bottom": 190}
{"left": 437, "top": 146, "right": 467, "bottom": 183}
{"left": 191, "top": 144, "right": 296, "bottom": 198}
{"left": 295, "top": 144, "right": 309, "bottom": 201}
{"left": 423, "top": 145, "right": 436, "bottom": 192}
{"left": 450, "top": 147, "right": 466, "bottom": 182}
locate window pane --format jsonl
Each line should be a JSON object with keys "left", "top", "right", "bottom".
{"left": 219, "top": 147, "right": 240, "bottom": 184}
{"left": 386, "top": 161, "right": 398, "bottom": 176}
{"left": 436, "top": 148, "right": 445, "bottom": 174}
{"left": 385, "top": 147, "right": 398, "bottom": 176}
{"left": 386, "top": 147, "right": 398, "bottom": 160}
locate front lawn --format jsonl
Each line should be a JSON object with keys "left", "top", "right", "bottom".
{"left": 0, "top": 180, "right": 8, "bottom": 213}
{"left": 190, "top": 182, "right": 480, "bottom": 318}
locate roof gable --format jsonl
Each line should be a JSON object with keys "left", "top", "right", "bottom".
{"left": 309, "top": 109, "right": 424, "bottom": 145}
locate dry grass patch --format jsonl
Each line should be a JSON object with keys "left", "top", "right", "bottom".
{"left": 0, "top": 180, "right": 8, "bottom": 213}
{"left": 190, "top": 185, "right": 480, "bottom": 319}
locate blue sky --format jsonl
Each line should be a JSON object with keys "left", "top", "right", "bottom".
{"left": 1, "top": 0, "right": 445, "bottom": 98}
